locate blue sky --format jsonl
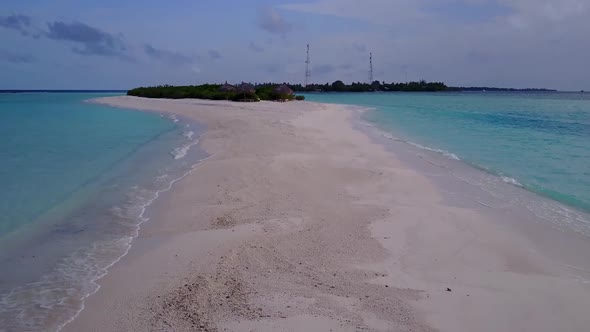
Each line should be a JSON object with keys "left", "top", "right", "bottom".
{"left": 1, "top": 0, "right": 588, "bottom": 90}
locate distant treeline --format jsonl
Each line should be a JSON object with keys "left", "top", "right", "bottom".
{"left": 127, "top": 81, "right": 559, "bottom": 101}
{"left": 0, "top": 90, "right": 127, "bottom": 93}
{"left": 291, "top": 80, "right": 448, "bottom": 92}
{"left": 289, "top": 81, "right": 557, "bottom": 93}
{"left": 447, "top": 87, "right": 557, "bottom": 92}
{"left": 127, "top": 84, "right": 304, "bottom": 102}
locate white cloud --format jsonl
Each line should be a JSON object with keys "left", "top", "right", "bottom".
{"left": 506, "top": 0, "right": 589, "bottom": 21}
{"left": 281, "top": 0, "right": 590, "bottom": 29}
{"left": 280, "top": 0, "right": 427, "bottom": 26}
{"left": 257, "top": 6, "right": 292, "bottom": 34}
{"left": 278, "top": 0, "right": 590, "bottom": 89}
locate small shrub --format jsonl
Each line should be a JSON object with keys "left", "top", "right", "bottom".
{"left": 231, "top": 92, "right": 259, "bottom": 102}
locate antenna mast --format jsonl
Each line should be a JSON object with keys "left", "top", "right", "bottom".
{"left": 304, "top": 44, "right": 311, "bottom": 87}
{"left": 369, "top": 52, "right": 374, "bottom": 83}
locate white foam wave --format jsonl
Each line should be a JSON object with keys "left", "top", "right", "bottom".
{"left": 183, "top": 130, "right": 194, "bottom": 140}
{"left": 170, "top": 139, "right": 199, "bottom": 160}
{"left": 501, "top": 176, "right": 523, "bottom": 187}
{"left": 381, "top": 133, "right": 407, "bottom": 142}
{"left": 155, "top": 174, "right": 169, "bottom": 182}
{"left": 407, "top": 141, "right": 460, "bottom": 160}
{"left": 377, "top": 129, "right": 460, "bottom": 161}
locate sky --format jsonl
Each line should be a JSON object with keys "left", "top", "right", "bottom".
{"left": 0, "top": 0, "right": 589, "bottom": 90}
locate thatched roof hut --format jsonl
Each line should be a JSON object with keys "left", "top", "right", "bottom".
{"left": 219, "top": 81, "right": 235, "bottom": 92}
{"left": 273, "top": 84, "right": 293, "bottom": 96}
{"left": 237, "top": 82, "right": 256, "bottom": 94}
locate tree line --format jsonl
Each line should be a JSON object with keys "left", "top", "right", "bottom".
{"left": 127, "top": 81, "right": 557, "bottom": 101}
{"left": 291, "top": 80, "right": 448, "bottom": 92}
{"left": 289, "top": 81, "right": 556, "bottom": 92}
{"left": 127, "top": 84, "right": 305, "bottom": 102}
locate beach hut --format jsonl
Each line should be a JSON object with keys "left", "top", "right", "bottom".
{"left": 219, "top": 82, "right": 236, "bottom": 100}
{"left": 235, "top": 83, "right": 257, "bottom": 102}
{"left": 273, "top": 84, "right": 294, "bottom": 101}
{"left": 237, "top": 82, "right": 256, "bottom": 94}
{"left": 219, "top": 81, "right": 235, "bottom": 92}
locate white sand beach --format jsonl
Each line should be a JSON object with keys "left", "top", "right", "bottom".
{"left": 64, "top": 96, "right": 590, "bottom": 332}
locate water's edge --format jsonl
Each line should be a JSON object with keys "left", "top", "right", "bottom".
{"left": 56, "top": 105, "right": 213, "bottom": 331}
{"left": 345, "top": 103, "right": 590, "bottom": 237}
{"left": 59, "top": 153, "right": 213, "bottom": 332}
{"left": 0, "top": 97, "right": 211, "bottom": 332}
{"left": 343, "top": 103, "right": 590, "bottom": 280}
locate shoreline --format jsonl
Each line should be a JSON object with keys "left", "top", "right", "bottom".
{"left": 0, "top": 96, "right": 211, "bottom": 332}
{"left": 56, "top": 107, "right": 213, "bottom": 331}
{"left": 352, "top": 107, "right": 590, "bottom": 272}
{"left": 57, "top": 150, "right": 214, "bottom": 332}
{"left": 303, "top": 92, "right": 590, "bottom": 223}
{"left": 65, "top": 96, "right": 590, "bottom": 331}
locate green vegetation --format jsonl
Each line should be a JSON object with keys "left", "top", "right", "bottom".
{"left": 127, "top": 84, "right": 305, "bottom": 102}
{"left": 447, "top": 86, "right": 556, "bottom": 92}
{"left": 289, "top": 81, "right": 557, "bottom": 92}
{"left": 126, "top": 80, "right": 452, "bottom": 102}
{"left": 290, "top": 80, "right": 448, "bottom": 92}
{"left": 127, "top": 81, "right": 555, "bottom": 101}
{"left": 128, "top": 84, "right": 226, "bottom": 99}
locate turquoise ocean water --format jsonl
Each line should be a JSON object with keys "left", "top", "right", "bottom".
{"left": 0, "top": 93, "right": 205, "bottom": 331}
{"left": 2, "top": 91, "right": 589, "bottom": 330}
{"left": 305, "top": 92, "right": 590, "bottom": 234}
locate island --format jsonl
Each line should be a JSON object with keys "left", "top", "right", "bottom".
{"left": 292, "top": 80, "right": 448, "bottom": 92}
{"left": 127, "top": 83, "right": 305, "bottom": 102}
{"left": 126, "top": 81, "right": 558, "bottom": 101}
{"left": 291, "top": 81, "right": 557, "bottom": 92}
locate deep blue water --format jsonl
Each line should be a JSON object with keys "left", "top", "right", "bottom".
{"left": 304, "top": 91, "right": 590, "bottom": 226}
{"left": 0, "top": 93, "right": 205, "bottom": 331}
